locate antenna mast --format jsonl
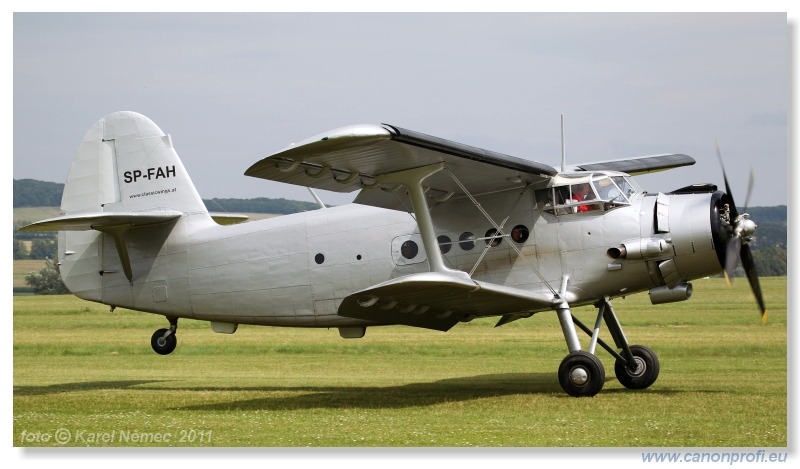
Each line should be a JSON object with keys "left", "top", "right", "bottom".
{"left": 560, "top": 113, "right": 566, "bottom": 173}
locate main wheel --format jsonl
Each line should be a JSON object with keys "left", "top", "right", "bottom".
{"left": 150, "top": 328, "right": 177, "bottom": 355}
{"left": 558, "top": 351, "right": 605, "bottom": 397}
{"left": 614, "top": 345, "right": 659, "bottom": 390}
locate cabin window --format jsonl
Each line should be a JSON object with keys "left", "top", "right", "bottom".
{"left": 391, "top": 235, "right": 427, "bottom": 266}
{"left": 484, "top": 228, "right": 502, "bottom": 247}
{"left": 401, "top": 240, "right": 419, "bottom": 259}
{"left": 438, "top": 235, "right": 452, "bottom": 254}
{"left": 511, "top": 225, "right": 529, "bottom": 243}
{"left": 459, "top": 232, "right": 476, "bottom": 251}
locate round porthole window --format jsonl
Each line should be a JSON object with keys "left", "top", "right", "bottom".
{"left": 401, "top": 240, "right": 419, "bottom": 259}
{"left": 484, "top": 228, "right": 502, "bottom": 247}
{"left": 511, "top": 224, "right": 530, "bottom": 243}
{"left": 437, "top": 235, "right": 452, "bottom": 254}
{"left": 459, "top": 232, "right": 476, "bottom": 251}
{"left": 314, "top": 253, "right": 325, "bottom": 264}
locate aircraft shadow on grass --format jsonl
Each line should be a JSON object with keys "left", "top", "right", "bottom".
{"left": 167, "top": 373, "right": 559, "bottom": 411}
{"left": 13, "top": 374, "right": 707, "bottom": 409}
{"left": 13, "top": 380, "right": 164, "bottom": 397}
{"left": 171, "top": 373, "right": 700, "bottom": 411}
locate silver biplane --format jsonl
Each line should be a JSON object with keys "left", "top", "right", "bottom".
{"left": 22, "top": 111, "right": 765, "bottom": 397}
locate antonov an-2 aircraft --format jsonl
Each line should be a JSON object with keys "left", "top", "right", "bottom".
{"left": 23, "top": 111, "right": 766, "bottom": 397}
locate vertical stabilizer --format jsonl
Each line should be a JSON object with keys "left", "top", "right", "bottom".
{"left": 62, "top": 111, "right": 208, "bottom": 216}
{"left": 54, "top": 112, "right": 211, "bottom": 299}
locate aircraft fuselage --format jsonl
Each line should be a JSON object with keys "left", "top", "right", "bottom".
{"left": 67, "top": 188, "right": 722, "bottom": 330}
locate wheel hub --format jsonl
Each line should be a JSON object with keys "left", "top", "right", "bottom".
{"left": 627, "top": 356, "right": 646, "bottom": 377}
{"left": 570, "top": 366, "right": 589, "bottom": 386}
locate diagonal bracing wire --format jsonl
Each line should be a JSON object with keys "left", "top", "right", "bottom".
{"left": 445, "top": 169, "right": 559, "bottom": 297}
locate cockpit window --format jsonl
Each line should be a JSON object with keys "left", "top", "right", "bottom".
{"left": 535, "top": 173, "right": 640, "bottom": 215}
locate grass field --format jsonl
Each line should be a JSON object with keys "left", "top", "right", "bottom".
{"left": 13, "top": 207, "right": 62, "bottom": 225}
{"left": 13, "top": 277, "right": 786, "bottom": 447}
{"left": 14, "top": 260, "right": 46, "bottom": 289}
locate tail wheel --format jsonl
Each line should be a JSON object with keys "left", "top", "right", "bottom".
{"left": 614, "top": 345, "right": 659, "bottom": 390}
{"left": 151, "top": 328, "right": 177, "bottom": 355}
{"left": 558, "top": 351, "right": 605, "bottom": 397}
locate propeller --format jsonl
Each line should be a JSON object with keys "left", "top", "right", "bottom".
{"left": 715, "top": 142, "right": 767, "bottom": 322}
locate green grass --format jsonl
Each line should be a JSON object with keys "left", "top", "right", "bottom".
{"left": 13, "top": 277, "right": 787, "bottom": 447}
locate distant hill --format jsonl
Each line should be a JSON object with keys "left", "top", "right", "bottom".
{"left": 204, "top": 197, "right": 319, "bottom": 214}
{"left": 13, "top": 179, "right": 64, "bottom": 207}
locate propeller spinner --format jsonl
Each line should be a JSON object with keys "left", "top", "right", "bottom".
{"left": 715, "top": 143, "right": 767, "bottom": 322}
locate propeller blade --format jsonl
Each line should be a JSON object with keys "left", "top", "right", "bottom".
{"left": 715, "top": 142, "right": 765, "bottom": 322}
{"left": 715, "top": 141, "right": 739, "bottom": 220}
{"left": 743, "top": 167, "right": 755, "bottom": 214}
{"left": 724, "top": 235, "right": 742, "bottom": 286}
{"left": 740, "top": 244, "right": 767, "bottom": 322}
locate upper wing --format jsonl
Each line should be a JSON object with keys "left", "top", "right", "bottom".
{"left": 338, "top": 272, "right": 554, "bottom": 331}
{"left": 245, "top": 124, "right": 557, "bottom": 210}
{"left": 568, "top": 153, "right": 695, "bottom": 175}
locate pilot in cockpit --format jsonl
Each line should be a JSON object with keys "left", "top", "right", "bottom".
{"left": 572, "top": 183, "right": 594, "bottom": 212}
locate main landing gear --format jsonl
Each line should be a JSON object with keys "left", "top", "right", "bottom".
{"left": 556, "top": 298, "right": 659, "bottom": 397}
{"left": 151, "top": 317, "right": 178, "bottom": 355}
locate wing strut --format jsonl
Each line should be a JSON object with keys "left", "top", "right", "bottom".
{"left": 376, "top": 163, "right": 469, "bottom": 279}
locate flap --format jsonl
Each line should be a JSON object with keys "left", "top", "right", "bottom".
{"left": 338, "top": 272, "right": 554, "bottom": 331}
{"left": 20, "top": 211, "right": 182, "bottom": 232}
{"left": 245, "top": 124, "right": 557, "bottom": 210}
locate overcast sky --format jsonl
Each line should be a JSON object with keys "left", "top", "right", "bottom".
{"left": 12, "top": 12, "right": 788, "bottom": 208}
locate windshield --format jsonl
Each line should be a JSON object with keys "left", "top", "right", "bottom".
{"left": 591, "top": 175, "right": 642, "bottom": 204}
{"left": 535, "top": 173, "right": 640, "bottom": 215}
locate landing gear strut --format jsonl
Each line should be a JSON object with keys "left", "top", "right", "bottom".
{"left": 555, "top": 298, "right": 659, "bottom": 396}
{"left": 151, "top": 317, "right": 178, "bottom": 355}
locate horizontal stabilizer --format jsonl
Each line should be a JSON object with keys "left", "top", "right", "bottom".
{"left": 338, "top": 272, "right": 554, "bottom": 331}
{"left": 570, "top": 153, "right": 695, "bottom": 175}
{"left": 20, "top": 211, "right": 183, "bottom": 232}
{"left": 21, "top": 211, "right": 182, "bottom": 283}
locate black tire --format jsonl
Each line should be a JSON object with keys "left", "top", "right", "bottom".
{"left": 558, "top": 351, "right": 605, "bottom": 397}
{"left": 614, "top": 345, "right": 659, "bottom": 390}
{"left": 150, "top": 328, "right": 177, "bottom": 355}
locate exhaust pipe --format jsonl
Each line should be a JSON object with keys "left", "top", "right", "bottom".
{"left": 649, "top": 283, "right": 693, "bottom": 305}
